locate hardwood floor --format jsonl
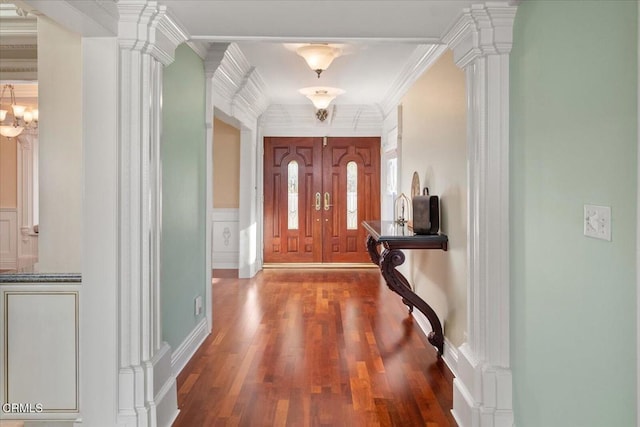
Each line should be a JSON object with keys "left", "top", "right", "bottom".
{"left": 174, "top": 269, "right": 456, "bottom": 426}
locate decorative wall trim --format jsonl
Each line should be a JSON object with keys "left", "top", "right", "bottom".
{"left": 260, "top": 104, "right": 383, "bottom": 136}
{"left": 0, "top": 19, "right": 37, "bottom": 36}
{"left": 0, "top": 209, "right": 17, "bottom": 271}
{"left": 212, "top": 209, "right": 240, "bottom": 269}
{"left": 441, "top": 3, "right": 517, "bottom": 426}
{"left": 117, "top": 2, "right": 187, "bottom": 66}
{"left": 0, "top": 285, "right": 80, "bottom": 421}
{"left": 153, "top": 342, "right": 179, "bottom": 427}
{"left": 379, "top": 44, "right": 448, "bottom": 117}
{"left": 170, "top": 317, "right": 209, "bottom": 377}
{"left": 212, "top": 43, "right": 269, "bottom": 124}
{"left": 115, "top": 3, "right": 181, "bottom": 424}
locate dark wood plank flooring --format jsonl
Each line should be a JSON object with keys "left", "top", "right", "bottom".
{"left": 173, "top": 269, "right": 455, "bottom": 426}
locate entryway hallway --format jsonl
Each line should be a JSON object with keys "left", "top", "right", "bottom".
{"left": 173, "top": 269, "right": 455, "bottom": 426}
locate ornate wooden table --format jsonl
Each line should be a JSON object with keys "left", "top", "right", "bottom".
{"left": 362, "top": 220, "right": 448, "bottom": 356}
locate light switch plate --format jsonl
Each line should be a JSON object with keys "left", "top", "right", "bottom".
{"left": 584, "top": 204, "right": 611, "bottom": 241}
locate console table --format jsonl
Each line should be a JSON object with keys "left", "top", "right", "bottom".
{"left": 362, "top": 220, "right": 448, "bottom": 356}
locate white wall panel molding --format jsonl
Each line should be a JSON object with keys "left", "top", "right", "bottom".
{"left": 0, "top": 209, "right": 17, "bottom": 271}
{"left": 170, "top": 317, "right": 208, "bottom": 377}
{"left": 212, "top": 209, "right": 240, "bottom": 269}
{"left": 442, "top": 3, "right": 517, "bottom": 426}
{"left": 0, "top": 284, "right": 80, "bottom": 421}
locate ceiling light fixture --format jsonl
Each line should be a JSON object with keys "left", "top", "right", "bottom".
{"left": 296, "top": 44, "right": 342, "bottom": 78}
{"left": 299, "top": 86, "right": 345, "bottom": 122}
{"left": 0, "top": 84, "right": 37, "bottom": 138}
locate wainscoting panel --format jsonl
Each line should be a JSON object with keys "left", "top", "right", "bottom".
{"left": 0, "top": 209, "right": 17, "bottom": 270}
{"left": 1, "top": 284, "right": 80, "bottom": 421}
{"left": 212, "top": 208, "right": 239, "bottom": 269}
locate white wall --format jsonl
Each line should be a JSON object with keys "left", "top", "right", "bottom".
{"left": 399, "top": 50, "right": 467, "bottom": 346}
{"left": 36, "top": 16, "right": 82, "bottom": 272}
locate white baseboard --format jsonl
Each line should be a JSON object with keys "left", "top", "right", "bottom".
{"left": 153, "top": 342, "right": 179, "bottom": 427}
{"left": 170, "top": 317, "right": 209, "bottom": 377}
{"left": 411, "top": 308, "right": 460, "bottom": 373}
{"left": 451, "top": 343, "right": 514, "bottom": 427}
{"left": 212, "top": 251, "right": 239, "bottom": 269}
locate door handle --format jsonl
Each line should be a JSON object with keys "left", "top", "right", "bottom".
{"left": 324, "top": 192, "right": 333, "bottom": 211}
{"left": 314, "top": 192, "right": 321, "bottom": 211}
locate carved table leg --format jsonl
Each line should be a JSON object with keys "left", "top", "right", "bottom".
{"left": 366, "top": 235, "right": 381, "bottom": 266}
{"left": 367, "top": 236, "right": 414, "bottom": 312}
{"left": 379, "top": 247, "right": 444, "bottom": 356}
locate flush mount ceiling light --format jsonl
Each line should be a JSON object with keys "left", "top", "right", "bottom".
{"left": 296, "top": 44, "right": 342, "bottom": 78}
{"left": 299, "top": 86, "right": 345, "bottom": 122}
{"left": 0, "top": 84, "right": 38, "bottom": 138}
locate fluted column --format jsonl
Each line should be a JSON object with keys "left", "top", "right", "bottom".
{"left": 116, "top": 1, "right": 186, "bottom": 425}
{"left": 443, "top": 3, "right": 517, "bottom": 427}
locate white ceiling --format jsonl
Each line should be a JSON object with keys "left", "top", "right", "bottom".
{"left": 158, "top": 0, "right": 476, "bottom": 108}
{"left": 235, "top": 41, "right": 424, "bottom": 106}
{"left": 2, "top": 1, "right": 479, "bottom": 110}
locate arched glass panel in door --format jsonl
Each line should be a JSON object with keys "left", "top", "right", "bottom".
{"left": 346, "top": 161, "right": 357, "bottom": 230}
{"left": 288, "top": 160, "right": 299, "bottom": 230}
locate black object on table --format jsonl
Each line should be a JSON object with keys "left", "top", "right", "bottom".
{"left": 362, "top": 220, "right": 448, "bottom": 356}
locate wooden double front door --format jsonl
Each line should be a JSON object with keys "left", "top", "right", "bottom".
{"left": 264, "top": 137, "right": 380, "bottom": 264}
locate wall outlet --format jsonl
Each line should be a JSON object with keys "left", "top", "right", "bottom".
{"left": 194, "top": 295, "right": 203, "bottom": 316}
{"left": 584, "top": 204, "right": 611, "bottom": 241}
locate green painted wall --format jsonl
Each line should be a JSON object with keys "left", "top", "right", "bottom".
{"left": 510, "top": 1, "right": 637, "bottom": 426}
{"left": 161, "top": 44, "right": 207, "bottom": 350}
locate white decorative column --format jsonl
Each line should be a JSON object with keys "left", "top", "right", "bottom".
{"left": 16, "top": 130, "right": 38, "bottom": 270}
{"left": 204, "top": 43, "right": 229, "bottom": 329}
{"left": 238, "top": 126, "right": 259, "bottom": 278}
{"left": 116, "top": 2, "right": 186, "bottom": 426}
{"left": 442, "top": 3, "right": 517, "bottom": 427}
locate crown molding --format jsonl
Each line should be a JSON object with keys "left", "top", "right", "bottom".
{"left": 442, "top": 2, "right": 517, "bottom": 68}
{"left": 117, "top": 1, "right": 188, "bottom": 66}
{"left": 205, "top": 43, "right": 230, "bottom": 76}
{"left": 379, "top": 43, "right": 448, "bottom": 117}
{"left": 0, "top": 19, "right": 37, "bottom": 36}
{"left": 186, "top": 40, "right": 208, "bottom": 60}
{"left": 260, "top": 104, "right": 383, "bottom": 136}
{"left": 213, "top": 43, "right": 269, "bottom": 124}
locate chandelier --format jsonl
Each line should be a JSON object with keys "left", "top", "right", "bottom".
{"left": 0, "top": 84, "right": 38, "bottom": 138}
{"left": 299, "top": 86, "right": 345, "bottom": 122}
{"left": 296, "top": 44, "right": 342, "bottom": 78}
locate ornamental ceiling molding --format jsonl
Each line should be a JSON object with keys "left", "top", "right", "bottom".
{"left": 441, "top": 2, "right": 517, "bottom": 68}
{"left": 0, "top": 19, "right": 37, "bottom": 36}
{"left": 259, "top": 104, "right": 383, "bottom": 136}
{"left": 378, "top": 43, "right": 448, "bottom": 118}
{"left": 212, "top": 43, "right": 269, "bottom": 124}
{"left": 117, "top": 1, "right": 188, "bottom": 66}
